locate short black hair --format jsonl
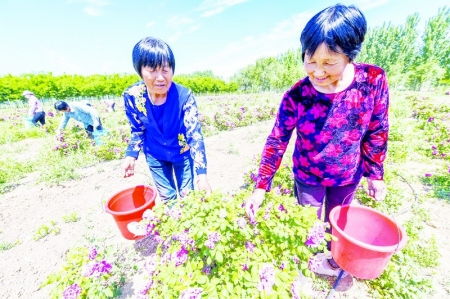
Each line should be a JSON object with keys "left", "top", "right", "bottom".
{"left": 54, "top": 101, "right": 69, "bottom": 111}
{"left": 132, "top": 37, "right": 175, "bottom": 77}
{"left": 300, "top": 4, "right": 367, "bottom": 62}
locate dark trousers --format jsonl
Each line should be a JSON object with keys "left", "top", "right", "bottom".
{"left": 294, "top": 180, "right": 359, "bottom": 249}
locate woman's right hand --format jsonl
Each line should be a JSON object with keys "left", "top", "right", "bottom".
{"left": 122, "top": 156, "right": 136, "bottom": 178}
{"left": 244, "top": 188, "right": 266, "bottom": 222}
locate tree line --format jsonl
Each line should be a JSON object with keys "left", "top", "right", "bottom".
{"left": 234, "top": 7, "right": 449, "bottom": 91}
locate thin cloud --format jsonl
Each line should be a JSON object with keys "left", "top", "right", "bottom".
{"left": 164, "top": 16, "right": 200, "bottom": 43}
{"left": 68, "top": 0, "right": 110, "bottom": 16}
{"left": 190, "top": 11, "right": 312, "bottom": 77}
{"left": 197, "top": 0, "right": 249, "bottom": 17}
{"left": 146, "top": 21, "right": 156, "bottom": 28}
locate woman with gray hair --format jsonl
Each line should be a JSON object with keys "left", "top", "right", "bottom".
{"left": 22, "top": 90, "right": 45, "bottom": 126}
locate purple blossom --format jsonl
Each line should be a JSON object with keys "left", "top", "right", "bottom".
{"left": 278, "top": 204, "right": 287, "bottom": 213}
{"left": 245, "top": 241, "right": 255, "bottom": 253}
{"left": 257, "top": 264, "right": 275, "bottom": 293}
{"left": 173, "top": 247, "right": 189, "bottom": 266}
{"left": 292, "top": 255, "right": 300, "bottom": 264}
{"left": 236, "top": 217, "right": 247, "bottom": 229}
{"left": 202, "top": 265, "right": 212, "bottom": 275}
{"left": 138, "top": 280, "right": 153, "bottom": 296}
{"left": 179, "top": 287, "right": 203, "bottom": 299}
{"left": 63, "top": 283, "right": 81, "bottom": 299}
{"left": 173, "top": 231, "right": 195, "bottom": 248}
{"left": 83, "top": 260, "right": 112, "bottom": 277}
{"left": 281, "top": 188, "right": 292, "bottom": 195}
{"left": 203, "top": 232, "right": 221, "bottom": 250}
{"left": 305, "top": 222, "right": 326, "bottom": 248}
{"left": 424, "top": 173, "right": 433, "bottom": 177}
{"left": 166, "top": 207, "right": 182, "bottom": 220}
{"left": 427, "top": 117, "right": 434, "bottom": 122}
{"left": 47, "top": 111, "right": 54, "bottom": 117}
{"left": 88, "top": 247, "right": 98, "bottom": 260}
{"left": 250, "top": 172, "right": 257, "bottom": 182}
{"left": 242, "top": 264, "right": 249, "bottom": 271}
{"left": 208, "top": 232, "right": 221, "bottom": 243}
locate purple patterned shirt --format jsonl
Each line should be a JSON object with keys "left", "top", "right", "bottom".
{"left": 256, "top": 63, "right": 389, "bottom": 190}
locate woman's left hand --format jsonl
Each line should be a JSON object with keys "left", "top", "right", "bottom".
{"left": 366, "top": 178, "right": 386, "bottom": 201}
{"left": 197, "top": 174, "right": 212, "bottom": 194}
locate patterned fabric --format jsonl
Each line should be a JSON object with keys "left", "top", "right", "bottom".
{"left": 256, "top": 63, "right": 389, "bottom": 190}
{"left": 28, "top": 96, "right": 44, "bottom": 116}
{"left": 58, "top": 102, "right": 101, "bottom": 130}
{"left": 123, "top": 81, "right": 207, "bottom": 175}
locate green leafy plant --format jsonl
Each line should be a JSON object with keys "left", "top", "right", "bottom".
{"left": 33, "top": 221, "right": 61, "bottom": 240}
{"left": 41, "top": 246, "right": 129, "bottom": 299}
{"left": 62, "top": 213, "right": 81, "bottom": 223}
{"left": 133, "top": 189, "right": 327, "bottom": 298}
{"left": 0, "top": 240, "right": 21, "bottom": 251}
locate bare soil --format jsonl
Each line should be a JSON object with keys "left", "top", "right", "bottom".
{"left": 0, "top": 120, "right": 448, "bottom": 298}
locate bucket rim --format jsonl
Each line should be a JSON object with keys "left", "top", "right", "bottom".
{"left": 330, "top": 204, "right": 407, "bottom": 253}
{"left": 105, "top": 185, "right": 156, "bottom": 216}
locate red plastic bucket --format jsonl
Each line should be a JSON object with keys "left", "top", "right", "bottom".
{"left": 105, "top": 185, "right": 156, "bottom": 240}
{"left": 329, "top": 205, "right": 407, "bottom": 279}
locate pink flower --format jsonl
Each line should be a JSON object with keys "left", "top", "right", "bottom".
{"left": 257, "top": 264, "right": 275, "bottom": 293}
{"left": 180, "top": 288, "right": 203, "bottom": 299}
{"left": 138, "top": 280, "right": 153, "bottom": 295}
{"left": 236, "top": 217, "right": 247, "bottom": 229}
{"left": 305, "top": 222, "right": 326, "bottom": 248}
{"left": 83, "top": 260, "right": 112, "bottom": 277}
{"left": 173, "top": 247, "right": 189, "bottom": 266}
{"left": 204, "top": 232, "right": 221, "bottom": 249}
{"left": 88, "top": 247, "right": 98, "bottom": 260}
{"left": 245, "top": 241, "right": 255, "bottom": 253}
{"left": 63, "top": 284, "right": 81, "bottom": 299}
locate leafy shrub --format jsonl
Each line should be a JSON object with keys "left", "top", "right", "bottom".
{"left": 41, "top": 246, "right": 128, "bottom": 299}
{"left": 132, "top": 190, "right": 327, "bottom": 298}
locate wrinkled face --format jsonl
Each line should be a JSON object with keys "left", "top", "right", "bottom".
{"left": 141, "top": 64, "right": 173, "bottom": 99}
{"left": 304, "top": 43, "right": 350, "bottom": 91}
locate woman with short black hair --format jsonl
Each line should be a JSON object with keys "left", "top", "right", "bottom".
{"left": 245, "top": 4, "right": 389, "bottom": 281}
{"left": 122, "top": 37, "right": 211, "bottom": 203}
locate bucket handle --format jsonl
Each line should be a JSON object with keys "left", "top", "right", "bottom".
{"left": 337, "top": 189, "right": 406, "bottom": 253}
{"left": 99, "top": 169, "right": 154, "bottom": 212}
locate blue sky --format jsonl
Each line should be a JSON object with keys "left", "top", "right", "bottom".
{"left": 0, "top": 0, "right": 448, "bottom": 79}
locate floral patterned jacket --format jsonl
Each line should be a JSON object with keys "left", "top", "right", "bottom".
{"left": 256, "top": 63, "right": 389, "bottom": 190}
{"left": 123, "top": 81, "right": 207, "bottom": 175}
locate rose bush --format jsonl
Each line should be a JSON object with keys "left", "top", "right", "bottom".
{"left": 134, "top": 189, "right": 329, "bottom": 298}
{"left": 40, "top": 245, "right": 131, "bottom": 299}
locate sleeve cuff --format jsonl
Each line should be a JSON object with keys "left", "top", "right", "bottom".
{"left": 196, "top": 168, "right": 207, "bottom": 176}
{"left": 255, "top": 179, "right": 271, "bottom": 192}
{"left": 125, "top": 150, "right": 139, "bottom": 159}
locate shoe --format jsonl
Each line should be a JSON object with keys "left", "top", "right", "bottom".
{"left": 308, "top": 252, "right": 341, "bottom": 276}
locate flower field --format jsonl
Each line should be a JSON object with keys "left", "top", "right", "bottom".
{"left": 0, "top": 91, "right": 449, "bottom": 298}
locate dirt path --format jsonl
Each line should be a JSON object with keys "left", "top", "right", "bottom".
{"left": 0, "top": 120, "right": 448, "bottom": 298}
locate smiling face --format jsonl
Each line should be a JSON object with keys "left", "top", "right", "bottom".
{"left": 304, "top": 43, "right": 352, "bottom": 93}
{"left": 141, "top": 64, "right": 174, "bottom": 102}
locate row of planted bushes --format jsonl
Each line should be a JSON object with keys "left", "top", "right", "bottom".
{"left": 0, "top": 72, "right": 239, "bottom": 102}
